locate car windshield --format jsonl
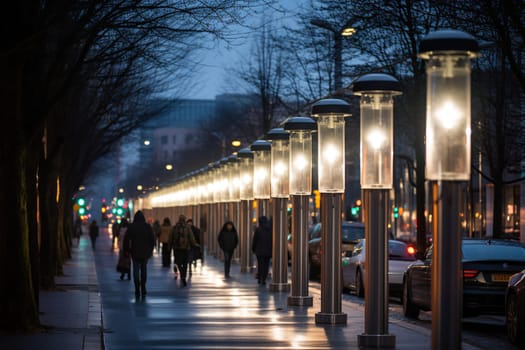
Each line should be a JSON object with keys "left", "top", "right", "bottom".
{"left": 462, "top": 240, "right": 525, "bottom": 261}
{"left": 342, "top": 225, "right": 365, "bottom": 242}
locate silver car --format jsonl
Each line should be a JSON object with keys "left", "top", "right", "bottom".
{"left": 342, "top": 239, "right": 416, "bottom": 298}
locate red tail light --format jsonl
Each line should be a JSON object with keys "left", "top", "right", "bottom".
{"left": 407, "top": 246, "right": 416, "bottom": 255}
{"left": 463, "top": 269, "right": 479, "bottom": 279}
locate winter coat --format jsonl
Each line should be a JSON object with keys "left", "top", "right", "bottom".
{"left": 218, "top": 221, "right": 239, "bottom": 253}
{"left": 169, "top": 222, "right": 196, "bottom": 251}
{"left": 252, "top": 216, "right": 273, "bottom": 257}
{"left": 89, "top": 222, "right": 99, "bottom": 238}
{"left": 124, "top": 211, "right": 155, "bottom": 261}
{"left": 160, "top": 224, "right": 171, "bottom": 243}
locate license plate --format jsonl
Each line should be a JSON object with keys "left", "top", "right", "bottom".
{"left": 492, "top": 273, "right": 513, "bottom": 282}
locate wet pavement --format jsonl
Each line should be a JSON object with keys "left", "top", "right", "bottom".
{"left": 1, "top": 228, "right": 486, "bottom": 349}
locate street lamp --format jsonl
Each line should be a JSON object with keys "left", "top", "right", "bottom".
{"left": 311, "top": 99, "right": 351, "bottom": 325}
{"left": 285, "top": 116, "right": 316, "bottom": 307}
{"left": 251, "top": 140, "right": 272, "bottom": 216}
{"left": 267, "top": 128, "right": 291, "bottom": 292}
{"left": 353, "top": 73, "right": 402, "bottom": 348}
{"left": 419, "top": 29, "right": 479, "bottom": 350}
{"left": 237, "top": 148, "right": 255, "bottom": 273}
{"left": 310, "top": 18, "right": 356, "bottom": 91}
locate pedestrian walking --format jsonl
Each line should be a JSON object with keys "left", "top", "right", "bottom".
{"left": 218, "top": 221, "right": 238, "bottom": 279}
{"left": 124, "top": 211, "right": 155, "bottom": 298}
{"left": 252, "top": 216, "right": 272, "bottom": 285}
{"left": 160, "top": 218, "right": 172, "bottom": 267}
{"left": 187, "top": 218, "right": 202, "bottom": 272}
{"left": 116, "top": 219, "right": 131, "bottom": 280}
{"left": 152, "top": 219, "right": 161, "bottom": 253}
{"left": 111, "top": 220, "right": 120, "bottom": 251}
{"left": 89, "top": 220, "right": 99, "bottom": 251}
{"left": 169, "top": 215, "right": 196, "bottom": 287}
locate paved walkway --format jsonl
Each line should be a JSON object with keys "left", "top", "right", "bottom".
{"left": 1, "top": 227, "right": 484, "bottom": 349}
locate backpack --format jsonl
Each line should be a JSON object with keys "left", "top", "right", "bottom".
{"left": 173, "top": 223, "right": 187, "bottom": 249}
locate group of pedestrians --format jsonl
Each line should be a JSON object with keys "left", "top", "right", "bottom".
{"left": 109, "top": 209, "right": 272, "bottom": 298}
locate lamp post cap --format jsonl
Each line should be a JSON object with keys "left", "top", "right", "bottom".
{"left": 351, "top": 73, "right": 402, "bottom": 94}
{"left": 227, "top": 154, "right": 238, "bottom": 163}
{"left": 284, "top": 116, "right": 317, "bottom": 131}
{"left": 237, "top": 147, "right": 254, "bottom": 159}
{"left": 267, "top": 127, "right": 289, "bottom": 141}
{"left": 311, "top": 99, "right": 352, "bottom": 116}
{"left": 250, "top": 139, "right": 271, "bottom": 151}
{"left": 419, "top": 29, "right": 479, "bottom": 58}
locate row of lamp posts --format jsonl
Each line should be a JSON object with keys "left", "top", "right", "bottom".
{"left": 147, "top": 29, "right": 478, "bottom": 349}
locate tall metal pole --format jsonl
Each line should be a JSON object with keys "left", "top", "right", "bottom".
{"left": 358, "top": 189, "right": 395, "bottom": 347}
{"left": 269, "top": 197, "right": 290, "bottom": 292}
{"left": 432, "top": 182, "right": 463, "bottom": 349}
{"left": 315, "top": 193, "right": 346, "bottom": 323}
{"left": 240, "top": 200, "right": 252, "bottom": 272}
{"left": 288, "top": 195, "right": 313, "bottom": 307}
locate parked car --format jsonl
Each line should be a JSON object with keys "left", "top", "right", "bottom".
{"left": 403, "top": 239, "right": 525, "bottom": 319}
{"left": 342, "top": 239, "right": 416, "bottom": 298}
{"left": 506, "top": 269, "right": 525, "bottom": 345}
{"left": 308, "top": 222, "right": 365, "bottom": 279}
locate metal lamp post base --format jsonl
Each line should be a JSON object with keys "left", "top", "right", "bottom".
{"left": 358, "top": 334, "right": 396, "bottom": 348}
{"left": 315, "top": 312, "right": 347, "bottom": 325}
{"left": 269, "top": 283, "right": 290, "bottom": 292}
{"left": 287, "top": 295, "right": 313, "bottom": 307}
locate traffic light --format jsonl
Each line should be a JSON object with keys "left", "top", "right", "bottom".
{"left": 76, "top": 197, "right": 87, "bottom": 217}
{"left": 393, "top": 207, "right": 399, "bottom": 219}
{"left": 313, "top": 190, "right": 320, "bottom": 209}
{"left": 351, "top": 199, "right": 362, "bottom": 218}
{"left": 116, "top": 198, "right": 124, "bottom": 216}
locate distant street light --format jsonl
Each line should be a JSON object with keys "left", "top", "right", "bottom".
{"left": 267, "top": 128, "right": 291, "bottom": 293}
{"left": 311, "top": 98, "right": 351, "bottom": 325}
{"left": 137, "top": 185, "right": 143, "bottom": 191}
{"left": 285, "top": 116, "right": 317, "bottom": 307}
{"left": 118, "top": 187, "right": 124, "bottom": 193}
{"left": 165, "top": 164, "right": 173, "bottom": 171}
{"left": 231, "top": 139, "right": 241, "bottom": 147}
{"left": 419, "top": 29, "right": 479, "bottom": 350}
{"left": 143, "top": 140, "right": 151, "bottom": 146}
{"left": 353, "top": 73, "right": 402, "bottom": 348}
{"left": 310, "top": 18, "right": 356, "bottom": 92}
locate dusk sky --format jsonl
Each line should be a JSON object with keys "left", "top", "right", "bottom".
{"left": 183, "top": 0, "right": 303, "bottom": 100}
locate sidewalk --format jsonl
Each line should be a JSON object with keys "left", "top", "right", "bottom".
{"left": 1, "top": 228, "right": 482, "bottom": 349}
{"left": 0, "top": 233, "right": 103, "bottom": 350}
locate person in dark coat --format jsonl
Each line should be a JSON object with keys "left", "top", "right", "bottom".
{"left": 169, "top": 215, "right": 196, "bottom": 287}
{"left": 187, "top": 218, "right": 202, "bottom": 271}
{"left": 160, "top": 218, "right": 172, "bottom": 267}
{"left": 89, "top": 220, "right": 99, "bottom": 250}
{"left": 218, "top": 221, "right": 239, "bottom": 279}
{"left": 252, "top": 216, "right": 273, "bottom": 285}
{"left": 124, "top": 211, "right": 155, "bottom": 297}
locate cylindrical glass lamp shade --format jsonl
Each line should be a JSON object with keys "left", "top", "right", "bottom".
{"left": 237, "top": 148, "right": 254, "bottom": 200}
{"left": 419, "top": 30, "right": 479, "bottom": 180}
{"left": 284, "top": 117, "right": 317, "bottom": 195}
{"left": 352, "top": 73, "right": 402, "bottom": 189}
{"left": 360, "top": 93, "right": 394, "bottom": 188}
{"left": 251, "top": 140, "right": 271, "bottom": 199}
{"left": 268, "top": 128, "right": 290, "bottom": 198}
{"left": 228, "top": 156, "right": 240, "bottom": 201}
{"left": 311, "top": 99, "right": 351, "bottom": 193}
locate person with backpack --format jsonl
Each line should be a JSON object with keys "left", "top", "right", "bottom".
{"left": 160, "top": 217, "right": 172, "bottom": 267}
{"left": 169, "top": 215, "right": 196, "bottom": 287}
{"left": 218, "top": 220, "right": 239, "bottom": 279}
{"left": 186, "top": 218, "right": 202, "bottom": 273}
{"left": 124, "top": 211, "right": 155, "bottom": 298}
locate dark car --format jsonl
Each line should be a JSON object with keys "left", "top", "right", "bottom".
{"left": 403, "top": 239, "right": 525, "bottom": 319}
{"left": 308, "top": 222, "right": 365, "bottom": 279}
{"left": 506, "top": 269, "right": 525, "bottom": 345}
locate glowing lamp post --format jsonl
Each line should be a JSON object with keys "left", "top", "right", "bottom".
{"left": 267, "top": 128, "right": 291, "bottom": 292}
{"left": 419, "top": 30, "right": 479, "bottom": 350}
{"left": 251, "top": 140, "right": 272, "bottom": 216}
{"left": 237, "top": 148, "right": 255, "bottom": 273}
{"left": 311, "top": 99, "right": 351, "bottom": 324}
{"left": 353, "top": 73, "right": 401, "bottom": 348}
{"left": 285, "top": 116, "right": 316, "bottom": 307}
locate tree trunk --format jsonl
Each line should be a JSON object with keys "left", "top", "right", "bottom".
{"left": 39, "top": 157, "right": 58, "bottom": 289}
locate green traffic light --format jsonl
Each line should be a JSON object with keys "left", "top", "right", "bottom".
{"left": 351, "top": 207, "right": 358, "bottom": 216}
{"left": 116, "top": 208, "right": 124, "bottom": 215}
{"left": 78, "top": 207, "right": 86, "bottom": 215}
{"left": 116, "top": 198, "right": 124, "bottom": 207}
{"left": 77, "top": 198, "right": 86, "bottom": 206}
